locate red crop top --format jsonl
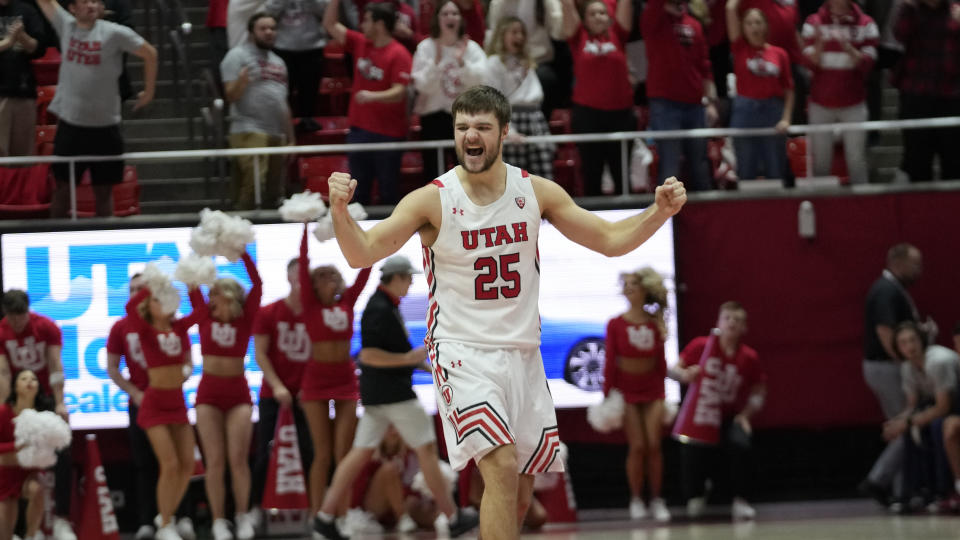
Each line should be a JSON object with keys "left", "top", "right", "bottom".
{"left": 190, "top": 252, "right": 263, "bottom": 358}
{"left": 125, "top": 288, "right": 198, "bottom": 369}
{"left": 299, "top": 224, "right": 371, "bottom": 343}
{"left": 603, "top": 316, "right": 666, "bottom": 395}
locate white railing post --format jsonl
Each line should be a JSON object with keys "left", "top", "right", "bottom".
{"left": 435, "top": 147, "right": 444, "bottom": 180}
{"left": 253, "top": 154, "right": 262, "bottom": 208}
{"left": 620, "top": 139, "right": 630, "bottom": 196}
{"left": 69, "top": 160, "right": 77, "bottom": 221}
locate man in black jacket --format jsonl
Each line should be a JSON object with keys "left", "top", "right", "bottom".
{"left": 0, "top": 0, "right": 45, "bottom": 156}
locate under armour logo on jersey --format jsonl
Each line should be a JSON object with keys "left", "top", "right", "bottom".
{"left": 515, "top": 197, "right": 525, "bottom": 209}
{"left": 627, "top": 325, "right": 655, "bottom": 350}
{"left": 452, "top": 207, "right": 464, "bottom": 216}
{"left": 277, "top": 321, "right": 310, "bottom": 361}
{"left": 157, "top": 333, "right": 182, "bottom": 357}
{"left": 211, "top": 322, "right": 237, "bottom": 347}
{"left": 125, "top": 333, "right": 147, "bottom": 369}
{"left": 322, "top": 307, "right": 349, "bottom": 332}
{"left": 5, "top": 338, "right": 45, "bottom": 371}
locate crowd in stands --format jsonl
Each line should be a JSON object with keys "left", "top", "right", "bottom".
{"left": 1, "top": 0, "right": 960, "bottom": 213}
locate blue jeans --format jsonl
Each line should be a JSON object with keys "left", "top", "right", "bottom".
{"left": 347, "top": 127, "right": 404, "bottom": 205}
{"left": 648, "top": 98, "right": 711, "bottom": 191}
{"left": 730, "top": 96, "right": 787, "bottom": 181}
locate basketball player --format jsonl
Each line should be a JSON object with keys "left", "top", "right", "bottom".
{"left": 325, "top": 85, "right": 686, "bottom": 540}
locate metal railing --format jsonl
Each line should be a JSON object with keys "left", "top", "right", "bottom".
{"left": 2, "top": 116, "right": 959, "bottom": 219}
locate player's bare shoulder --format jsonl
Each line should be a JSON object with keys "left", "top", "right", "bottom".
{"left": 399, "top": 181, "right": 444, "bottom": 245}
{"left": 529, "top": 174, "right": 573, "bottom": 220}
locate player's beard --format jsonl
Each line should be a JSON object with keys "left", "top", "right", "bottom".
{"left": 456, "top": 134, "right": 502, "bottom": 174}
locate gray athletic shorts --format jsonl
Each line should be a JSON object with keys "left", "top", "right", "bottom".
{"left": 353, "top": 398, "right": 436, "bottom": 449}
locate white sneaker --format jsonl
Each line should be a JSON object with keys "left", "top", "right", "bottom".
{"left": 135, "top": 524, "right": 157, "bottom": 540}
{"left": 650, "top": 498, "right": 671, "bottom": 522}
{"left": 155, "top": 523, "right": 183, "bottom": 540}
{"left": 397, "top": 513, "right": 418, "bottom": 533}
{"left": 176, "top": 517, "right": 196, "bottom": 540}
{"left": 629, "top": 497, "right": 647, "bottom": 520}
{"left": 53, "top": 517, "right": 77, "bottom": 540}
{"left": 212, "top": 518, "right": 234, "bottom": 540}
{"left": 433, "top": 512, "right": 450, "bottom": 536}
{"left": 687, "top": 496, "right": 706, "bottom": 519}
{"left": 732, "top": 498, "right": 756, "bottom": 520}
{"left": 235, "top": 512, "right": 255, "bottom": 540}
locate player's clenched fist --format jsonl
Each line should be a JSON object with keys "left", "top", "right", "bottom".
{"left": 655, "top": 176, "right": 687, "bottom": 217}
{"left": 327, "top": 172, "right": 357, "bottom": 210}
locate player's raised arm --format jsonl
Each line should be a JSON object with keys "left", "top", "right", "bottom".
{"left": 534, "top": 176, "right": 687, "bottom": 257}
{"left": 328, "top": 172, "right": 441, "bottom": 268}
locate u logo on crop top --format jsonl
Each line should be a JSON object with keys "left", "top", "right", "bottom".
{"left": 322, "top": 307, "right": 349, "bottom": 333}
{"left": 627, "top": 325, "right": 655, "bottom": 350}
{"left": 157, "top": 333, "right": 182, "bottom": 357}
{"left": 125, "top": 333, "right": 147, "bottom": 369}
{"left": 211, "top": 322, "right": 237, "bottom": 348}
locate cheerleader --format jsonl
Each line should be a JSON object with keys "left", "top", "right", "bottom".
{"left": 188, "top": 251, "right": 262, "bottom": 540}
{"left": 603, "top": 268, "right": 670, "bottom": 522}
{"left": 0, "top": 370, "right": 47, "bottom": 540}
{"left": 298, "top": 224, "right": 371, "bottom": 514}
{"left": 125, "top": 278, "right": 199, "bottom": 540}
{"left": 484, "top": 16, "right": 554, "bottom": 178}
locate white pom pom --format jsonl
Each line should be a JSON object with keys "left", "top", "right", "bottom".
{"left": 175, "top": 254, "right": 217, "bottom": 286}
{"left": 140, "top": 261, "right": 172, "bottom": 295}
{"left": 189, "top": 227, "right": 219, "bottom": 256}
{"left": 586, "top": 389, "right": 625, "bottom": 433}
{"left": 218, "top": 214, "right": 255, "bottom": 262}
{"left": 346, "top": 202, "right": 367, "bottom": 221}
{"left": 279, "top": 192, "right": 328, "bottom": 222}
{"left": 312, "top": 217, "right": 336, "bottom": 243}
{"left": 13, "top": 409, "right": 72, "bottom": 468}
{"left": 154, "top": 284, "right": 181, "bottom": 315}
{"left": 140, "top": 262, "right": 180, "bottom": 314}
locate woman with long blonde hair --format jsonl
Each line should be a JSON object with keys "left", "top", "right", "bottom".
{"left": 603, "top": 267, "right": 671, "bottom": 522}
{"left": 188, "top": 251, "right": 262, "bottom": 540}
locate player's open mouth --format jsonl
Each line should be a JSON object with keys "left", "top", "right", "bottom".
{"left": 466, "top": 147, "right": 483, "bottom": 157}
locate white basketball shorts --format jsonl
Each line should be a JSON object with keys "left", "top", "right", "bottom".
{"left": 429, "top": 341, "right": 564, "bottom": 475}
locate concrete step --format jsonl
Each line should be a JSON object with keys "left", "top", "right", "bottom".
{"left": 134, "top": 160, "right": 216, "bottom": 180}
{"left": 122, "top": 117, "right": 194, "bottom": 139}
{"left": 869, "top": 146, "right": 903, "bottom": 170}
{"left": 140, "top": 177, "right": 219, "bottom": 201}
{"left": 125, "top": 135, "right": 193, "bottom": 152}
{"left": 140, "top": 198, "right": 225, "bottom": 215}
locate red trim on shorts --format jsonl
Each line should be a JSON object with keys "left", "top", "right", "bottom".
{"left": 451, "top": 404, "right": 514, "bottom": 445}
{"left": 523, "top": 427, "right": 560, "bottom": 474}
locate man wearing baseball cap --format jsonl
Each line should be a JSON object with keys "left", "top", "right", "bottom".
{"left": 313, "top": 255, "right": 478, "bottom": 538}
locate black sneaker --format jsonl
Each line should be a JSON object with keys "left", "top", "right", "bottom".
{"left": 448, "top": 509, "right": 479, "bottom": 538}
{"left": 313, "top": 515, "right": 348, "bottom": 540}
{"left": 858, "top": 478, "right": 890, "bottom": 506}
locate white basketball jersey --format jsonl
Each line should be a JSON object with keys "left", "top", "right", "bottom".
{"left": 423, "top": 165, "right": 541, "bottom": 348}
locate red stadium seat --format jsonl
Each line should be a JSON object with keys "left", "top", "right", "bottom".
{"left": 400, "top": 151, "right": 424, "bottom": 194}
{"left": 318, "top": 77, "right": 352, "bottom": 117}
{"left": 409, "top": 114, "right": 421, "bottom": 140}
{"left": 298, "top": 155, "right": 350, "bottom": 199}
{"left": 0, "top": 164, "right": 53, "bottom": 218}
{"left": 552, "top": 144, "right": 582, "bottom": 196}
{"left": 31, "top": 48, "right": 61, "bottom": 86}
{"left": 788, "top": 137, "right": 849, "bottom": 184}
{"left": 36, "top": 86, "right": 57, "bottom": 125}
{"left": 73, "top": 166, "right": 141, "bottom": 217}
{"left": 323, "top": 42, "right": 350, "bottom": 77}
{"left": 35, "top": 125, "right": 57, "bottom": 156}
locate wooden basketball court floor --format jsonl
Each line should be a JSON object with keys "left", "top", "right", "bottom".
{"left": 346, "top": 499, "right": 960, "bottom": 540}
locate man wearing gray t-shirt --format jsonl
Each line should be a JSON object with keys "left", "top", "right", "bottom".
{"left": 37, "top": 0, "right": 156, "bottom": 218}
{"left": 220, "top": 12, "right": 294, "bottom": 210}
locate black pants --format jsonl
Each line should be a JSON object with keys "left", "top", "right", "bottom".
{"left": 276, "top": 48, "right": 325, "bottom": 119}
{"left": 420, "top": 111, "right": 454, "bottom": 183}
{"left": 680, "top": 421, "right": 753, "bottom": 501}
{"left": 251, "top": 397, "right": 313, "bottom": 507}
{"left": 710, "top": 42, "right": 733, "bottom": 100}
{"left": 539, "top": 42, "right": 574, "bottom": 119}
{"left": 128, "top": 403, "right": 159, "bottom": 526}
{"left": 898, "top": 92, "right": 960, "bottom": 182}
{"left": 571, "top": 105, "right": 635, "bottom": 196}
{"left": 54, "top": 446, "right": 71, "bottom": 517}
{"left": 866, "top": 47, "right": 902, "bottom": 127}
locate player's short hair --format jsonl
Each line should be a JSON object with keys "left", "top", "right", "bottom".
{"left": 886, "top": 243, "right": 918, "bottom": 266}
{"left": 247, "top": 12, "right": 276, "bottom": 32}
{"left": 1, "top": 290, "right": 30, "bottom": 315}
{"left": 451, "top": 85, "right": 511, "bottom": 129}
{"left": 366, "top": 2, "right": 397, "bottom": 32}
{"left": 719, "top": 300, "right": 746, "bottom": 317}
{"left": 287, "top": 258, "right": 299, "bottom": 271}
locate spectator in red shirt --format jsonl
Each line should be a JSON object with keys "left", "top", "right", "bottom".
{"left": 324, "top": 0, "right": 413, "bottom": 205}
{"left": 802, "top": 0, "right": 877, "bottom": 184}
{"left": 671, "top": 301, "right": 766, "bottom": 520}
{"left": 642, "top": 0, "right": 717, "bottom": 191}
{"left": 891, "top": 0, "right": 960, "bottom": 182}
{"left": 351, "top": 0, "right": 425, "bottom": 52}
{"left": 727, "top": 0, "right": 793, "bottom": 181}
{"left": 559, "top": 0, "right": 636, "bottom": 196}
